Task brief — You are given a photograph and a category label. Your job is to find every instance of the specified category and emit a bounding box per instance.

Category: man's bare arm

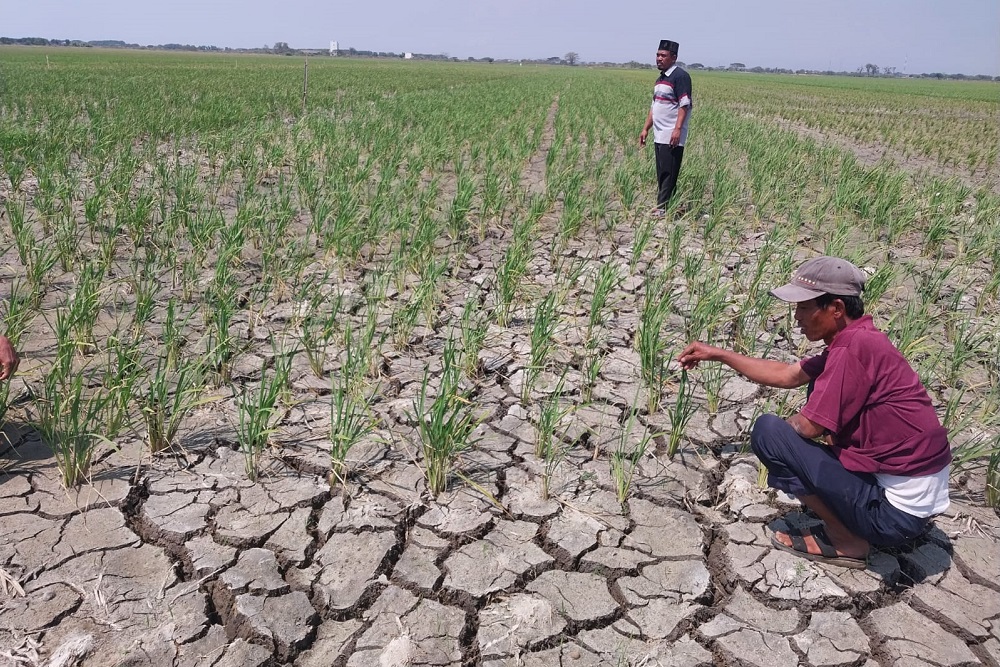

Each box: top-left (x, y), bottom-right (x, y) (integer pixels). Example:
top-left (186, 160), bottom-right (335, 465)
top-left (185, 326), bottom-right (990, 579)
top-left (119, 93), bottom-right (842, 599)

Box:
top-left (678, 341), bottom-right (810, 389)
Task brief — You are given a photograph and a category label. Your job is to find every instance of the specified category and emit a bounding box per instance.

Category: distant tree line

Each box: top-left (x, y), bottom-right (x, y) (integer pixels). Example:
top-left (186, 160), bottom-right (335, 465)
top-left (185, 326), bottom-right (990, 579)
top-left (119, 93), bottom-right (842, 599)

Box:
top-left (854, 62), bottom-right (995, 81)
top-left (1, 36), bottom-right (228, 52)
top-left (2, 37), bottom-right (998, 81)
top-left (683, 60), bottom-right (998, 81)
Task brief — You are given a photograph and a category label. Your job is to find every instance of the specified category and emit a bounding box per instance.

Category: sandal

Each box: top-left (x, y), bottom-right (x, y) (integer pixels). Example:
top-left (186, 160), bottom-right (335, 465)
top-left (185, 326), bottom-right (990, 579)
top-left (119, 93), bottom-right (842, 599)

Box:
top-left (770, 526), bottom-right (868, 570)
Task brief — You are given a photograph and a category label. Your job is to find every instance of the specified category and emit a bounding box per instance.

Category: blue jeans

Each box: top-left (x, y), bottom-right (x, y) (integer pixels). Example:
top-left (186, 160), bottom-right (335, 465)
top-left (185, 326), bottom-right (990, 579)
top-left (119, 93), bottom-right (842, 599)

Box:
top-left (750, 414), bottom-right (929, 547)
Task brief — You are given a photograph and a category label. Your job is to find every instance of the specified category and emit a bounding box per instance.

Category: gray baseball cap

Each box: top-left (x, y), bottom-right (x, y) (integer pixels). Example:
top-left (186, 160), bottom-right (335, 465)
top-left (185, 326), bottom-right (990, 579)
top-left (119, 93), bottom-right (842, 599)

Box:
top-left (770, 256), bottom-right (866, 303)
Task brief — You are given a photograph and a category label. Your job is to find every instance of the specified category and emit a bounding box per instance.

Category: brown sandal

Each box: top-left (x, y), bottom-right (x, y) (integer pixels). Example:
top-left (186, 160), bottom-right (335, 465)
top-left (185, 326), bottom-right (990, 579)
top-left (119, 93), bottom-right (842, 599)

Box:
top-left (770, 526), bottom-right (868, 570)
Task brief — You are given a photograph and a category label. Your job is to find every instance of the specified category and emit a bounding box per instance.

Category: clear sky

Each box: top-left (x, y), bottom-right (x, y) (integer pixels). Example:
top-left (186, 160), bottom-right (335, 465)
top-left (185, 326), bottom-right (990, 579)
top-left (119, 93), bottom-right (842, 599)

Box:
top-left (3, 0), bottom-right (998, 75)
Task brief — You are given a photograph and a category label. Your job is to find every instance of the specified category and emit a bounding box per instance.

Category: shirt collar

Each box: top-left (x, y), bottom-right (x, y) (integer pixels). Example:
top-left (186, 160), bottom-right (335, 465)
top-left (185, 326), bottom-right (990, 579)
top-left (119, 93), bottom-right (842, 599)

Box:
top-left (828, 314), bottom-right (874, 349)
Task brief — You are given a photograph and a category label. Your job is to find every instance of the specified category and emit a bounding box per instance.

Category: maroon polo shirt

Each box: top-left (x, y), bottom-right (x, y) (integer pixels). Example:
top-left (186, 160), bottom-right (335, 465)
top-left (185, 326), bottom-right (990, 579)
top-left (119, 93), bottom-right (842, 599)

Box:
top-left (799, 315), bottom-right (951, 476)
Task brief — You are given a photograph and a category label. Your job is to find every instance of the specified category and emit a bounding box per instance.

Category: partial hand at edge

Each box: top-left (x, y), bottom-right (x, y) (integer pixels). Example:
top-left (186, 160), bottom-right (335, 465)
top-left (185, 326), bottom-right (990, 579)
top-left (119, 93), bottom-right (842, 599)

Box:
top-left (0, 336), bottom-right (19, 381)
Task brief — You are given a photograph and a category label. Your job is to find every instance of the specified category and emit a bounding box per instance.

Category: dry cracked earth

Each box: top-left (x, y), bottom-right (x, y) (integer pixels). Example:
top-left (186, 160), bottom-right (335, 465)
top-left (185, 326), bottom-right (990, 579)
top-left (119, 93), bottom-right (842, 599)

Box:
top-left (2, 78), bottom-right (998, 667)
top-left (1, 375), bottom-right (999, 667)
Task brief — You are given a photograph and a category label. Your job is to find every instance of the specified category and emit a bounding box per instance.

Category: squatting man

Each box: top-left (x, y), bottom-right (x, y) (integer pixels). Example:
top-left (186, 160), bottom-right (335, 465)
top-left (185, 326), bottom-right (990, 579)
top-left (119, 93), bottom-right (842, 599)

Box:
top-left (678, 256), bottom-right (950, 568)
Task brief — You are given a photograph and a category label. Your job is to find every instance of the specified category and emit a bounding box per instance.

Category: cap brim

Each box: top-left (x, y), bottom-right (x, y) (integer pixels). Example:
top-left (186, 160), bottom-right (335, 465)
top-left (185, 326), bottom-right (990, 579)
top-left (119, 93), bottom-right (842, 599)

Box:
top-left (770, 284), bottom-right (825, 303)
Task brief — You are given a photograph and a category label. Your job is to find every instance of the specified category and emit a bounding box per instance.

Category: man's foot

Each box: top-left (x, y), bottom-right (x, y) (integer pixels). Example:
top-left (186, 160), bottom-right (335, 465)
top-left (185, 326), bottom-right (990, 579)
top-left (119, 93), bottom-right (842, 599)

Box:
top-left (649, 207), bottom-right (665, 218)
top-left (770, 525), bottom-right (869, 569)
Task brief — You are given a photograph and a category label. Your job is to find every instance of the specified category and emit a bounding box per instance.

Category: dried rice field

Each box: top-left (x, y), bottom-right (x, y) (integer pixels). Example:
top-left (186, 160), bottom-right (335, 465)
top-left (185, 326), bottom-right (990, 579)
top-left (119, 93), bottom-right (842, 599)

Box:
top-left (1, 49), bottom-right (999, 666)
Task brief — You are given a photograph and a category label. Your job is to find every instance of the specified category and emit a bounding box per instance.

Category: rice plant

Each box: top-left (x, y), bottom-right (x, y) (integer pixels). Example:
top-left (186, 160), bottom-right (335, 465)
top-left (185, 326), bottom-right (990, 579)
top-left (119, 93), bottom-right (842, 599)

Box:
top-left (329, 372), bottom-right (377, 493)
top-left (8, 197), bottom-right (34, 270)
top-left (536, 373), bottom-right (572, 500)
top-left (342, 303), bottom-right (387, 391)
top-left (493, 215), bottom-right (535, 326)
top-left (885, 301), bottom-right (935, 361)
top-left (587, 260), bottom-right (620, 337)
top-left (558, 171), bottom-right (585, 243)
top-left (101, 332), bottom-right (145, 438)
top-left (53, 207), bottom-right (81, 272)
top-left (235, 347), bottom-right (293, 481)
top-left (610, 407), bottom-right (655, 504)
top-left (391, 258), bottom-right (446, 349)
top-left (23, 241), bottom-right (59, 310)
top-left (862, 262), bottom-right (899, 315)
top-left (34, 370), bottom-right (112, 488)
top-left (613, 161), bottom-right (639, 212)
top-left (636, 273), bottom-right (674, 414)
top-left (295, 285), bottom-right (343, 378)
top-left (459, 296), bottom-right (489, 377)
top-left (0, 381), bottom-right (11, 440)
top-left (49, 306), bottom-right (78, 384)
top-left (581, 332), bottom-right (606, 405)
top-left (665, 370), bottom-right (697, 458)
top-left (447, 166), bottom-right (476, 240)
top-left (127, 261), bottom-right (161, 337)
top-left (522, 289), bottom-right (560, 404)
top-left (141, 354), bottom-right (208, 454)
top-left (67, 264), bottom-right (104, 354)
top-left (0, 280), bottom-right (36, 350)
top-left (161, 298), bottom-right (188, 371)
top-left (204, 259), bottom-right (240, 383)
top-left (409, 339), bottom-right (480, 497)
top-left (945, 315), bottom-right (989, 386)
top-left (685, 275), bottom-right (729, 343)
top-left (701, 360), bottom-right (726, 414)
top-left (986, 449), bottom-right (1000, 509)
top-left (630, 216), bottom-right (657, 274)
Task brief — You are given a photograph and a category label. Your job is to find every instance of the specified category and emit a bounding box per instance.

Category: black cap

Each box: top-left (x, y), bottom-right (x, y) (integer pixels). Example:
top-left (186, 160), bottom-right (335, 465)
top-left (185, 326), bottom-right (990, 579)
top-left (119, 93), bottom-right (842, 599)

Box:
top-left (658, 40), bottom-right (679, 54)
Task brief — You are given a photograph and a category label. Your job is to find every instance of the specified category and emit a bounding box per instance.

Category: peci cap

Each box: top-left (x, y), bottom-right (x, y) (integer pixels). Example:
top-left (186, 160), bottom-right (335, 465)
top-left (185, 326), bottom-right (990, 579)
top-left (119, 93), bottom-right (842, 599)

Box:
top-left (658, 39), bottom-right (679, 54)
top-left (770, 256), bottom-right (866, 303)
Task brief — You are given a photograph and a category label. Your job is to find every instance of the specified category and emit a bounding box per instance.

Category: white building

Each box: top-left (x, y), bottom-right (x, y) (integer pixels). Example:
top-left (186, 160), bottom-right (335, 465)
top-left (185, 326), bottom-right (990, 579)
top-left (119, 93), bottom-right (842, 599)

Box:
top-left (329, 41), bottom-right (339, 55)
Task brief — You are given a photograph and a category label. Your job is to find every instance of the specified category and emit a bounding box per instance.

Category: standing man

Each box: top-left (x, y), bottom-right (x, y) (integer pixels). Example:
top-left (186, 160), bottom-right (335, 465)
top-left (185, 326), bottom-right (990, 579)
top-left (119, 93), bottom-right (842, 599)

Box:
top-left (639, 39), bottom-right (692, 217)
top-left (678, 256), bottom-right (950, 568)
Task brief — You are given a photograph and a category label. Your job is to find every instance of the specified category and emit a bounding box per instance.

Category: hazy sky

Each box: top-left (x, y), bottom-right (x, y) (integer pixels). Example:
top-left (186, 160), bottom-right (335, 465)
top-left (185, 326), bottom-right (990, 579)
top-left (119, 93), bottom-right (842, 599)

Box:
top-left (3, 0), bottom-right (999, 75)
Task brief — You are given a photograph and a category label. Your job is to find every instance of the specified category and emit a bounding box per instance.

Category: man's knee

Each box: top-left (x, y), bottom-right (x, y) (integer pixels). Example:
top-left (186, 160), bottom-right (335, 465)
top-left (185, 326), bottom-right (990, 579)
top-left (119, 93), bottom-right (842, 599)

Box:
top-left (750, 413), bottom-right (788, 459)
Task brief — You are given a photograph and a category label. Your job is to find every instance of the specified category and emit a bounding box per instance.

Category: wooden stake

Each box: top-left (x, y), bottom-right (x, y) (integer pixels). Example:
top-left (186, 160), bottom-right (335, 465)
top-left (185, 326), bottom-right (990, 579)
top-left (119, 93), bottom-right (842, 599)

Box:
top-left (302, 59), bottom-right (308, 115)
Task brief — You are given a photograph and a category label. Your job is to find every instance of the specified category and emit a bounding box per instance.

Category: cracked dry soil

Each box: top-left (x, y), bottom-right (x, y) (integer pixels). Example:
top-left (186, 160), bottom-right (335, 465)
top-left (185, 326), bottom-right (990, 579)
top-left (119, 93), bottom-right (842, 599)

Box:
top-left (2, 409), bottom-right (999, 667)
top-left (1, 90), bottom-right (999, 667)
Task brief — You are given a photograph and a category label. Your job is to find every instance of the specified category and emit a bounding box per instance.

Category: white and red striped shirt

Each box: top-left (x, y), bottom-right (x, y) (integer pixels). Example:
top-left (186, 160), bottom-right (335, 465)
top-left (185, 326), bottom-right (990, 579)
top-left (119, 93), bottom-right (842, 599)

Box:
top-left (651, 65), bottom-right (693, 145)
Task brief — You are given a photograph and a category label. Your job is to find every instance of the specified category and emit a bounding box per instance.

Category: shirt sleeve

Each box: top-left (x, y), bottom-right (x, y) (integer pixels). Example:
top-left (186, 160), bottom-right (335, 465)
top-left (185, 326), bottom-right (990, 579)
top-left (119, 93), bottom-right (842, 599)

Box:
top-left (799, 352), bottom-right (826, 379)
top-left (800, 346), bottom-right (873, 434)
top-left (675, 71), bottom-right (692, 108)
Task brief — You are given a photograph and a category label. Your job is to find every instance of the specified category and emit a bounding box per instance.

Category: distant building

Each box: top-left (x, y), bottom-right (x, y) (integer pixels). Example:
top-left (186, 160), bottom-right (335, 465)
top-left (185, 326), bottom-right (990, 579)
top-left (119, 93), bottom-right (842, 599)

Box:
top-left (329, 41), bottom-right (339, 55)
top-left (404, 52), bottom-right (413, 59)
